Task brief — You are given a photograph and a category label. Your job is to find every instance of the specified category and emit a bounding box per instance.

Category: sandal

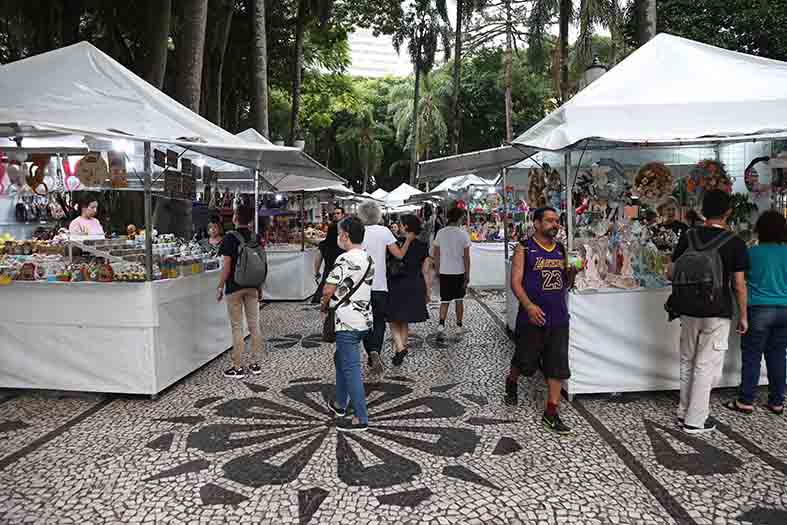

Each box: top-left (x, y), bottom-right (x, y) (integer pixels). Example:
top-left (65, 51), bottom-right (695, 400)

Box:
top-left (723, 400), bottom-right (753, 414)
top-left (764, 404), bottom-right (784, 415)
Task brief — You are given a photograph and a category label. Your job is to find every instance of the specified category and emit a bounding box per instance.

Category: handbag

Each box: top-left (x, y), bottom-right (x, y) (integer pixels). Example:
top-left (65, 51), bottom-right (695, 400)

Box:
top-left (322, 257), bottom-right (372, 343)
top-left (386, 240), bottom-right (406, 279)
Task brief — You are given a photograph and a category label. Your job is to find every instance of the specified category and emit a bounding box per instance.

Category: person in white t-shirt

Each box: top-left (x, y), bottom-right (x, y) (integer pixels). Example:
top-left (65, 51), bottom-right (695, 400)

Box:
top-left (433, 207), bottom-right (472, 337)
top-left (358, 201), bottom-right (413, 374)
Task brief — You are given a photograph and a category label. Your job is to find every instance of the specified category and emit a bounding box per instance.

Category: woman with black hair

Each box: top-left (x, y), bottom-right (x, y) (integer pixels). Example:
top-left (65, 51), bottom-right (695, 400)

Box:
top-left (387, 214), bottom-right (432, 366)
top-left (727, 210), bottom-right (787, 416)
top-left (68, 194), bottom-right (104, 236)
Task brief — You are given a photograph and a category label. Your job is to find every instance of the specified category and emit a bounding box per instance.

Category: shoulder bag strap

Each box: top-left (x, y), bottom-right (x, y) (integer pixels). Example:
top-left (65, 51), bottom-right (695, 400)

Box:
top-left (693, 229), bottom-right (734, 252)
top-left (229, 230), bottom-right (246, 249)
top-left (331, 256), bottom-right (372, 311)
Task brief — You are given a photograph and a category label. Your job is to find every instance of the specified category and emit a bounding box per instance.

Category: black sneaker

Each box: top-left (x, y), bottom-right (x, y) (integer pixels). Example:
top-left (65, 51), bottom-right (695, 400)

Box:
top-left (542, 412), bottom-right (572, 434)
top-left (392, 350), bottom-right (408, 367)
top-left (337, 420), bottom-right (369, 433)
top-left (248, 363), bottom-right (262, 375)
top-left (326, 398), bottom-right (347, 417)
top-left (368, 352), bottom-right (384, 375)
top-left (223, 367), bottom-right (246, 379)
top-left (683, 418), bottom-right (716, 434)
top-left (676, 417), bottom-right (685, 427)
top-left (504, 379), bottom-right (518, 406)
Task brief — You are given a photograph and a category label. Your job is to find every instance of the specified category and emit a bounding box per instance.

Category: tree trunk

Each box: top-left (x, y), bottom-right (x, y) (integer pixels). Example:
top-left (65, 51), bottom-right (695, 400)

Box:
top-left (450, 0), bottom-right (463, 155)
top-left (504, 0), bottom-right (513, 142)
top-left (288, 0), bottom-right (307, 145)
top-left (409, 65), bottom-right (421, 186)
top-left (252, 0), bottom-right (270, 138)
top-left (636, 0), bottom-right (657, 46)
top-left (61, 0), bottom-right (82, 46)
top-left (203, 0), bottom-right (233, 125)
top-left (362, 164), bottom-right (369, 194)
top-left (646, 0), bottom-right (657, 42)
top-left (175, 0), bottom-right (209, 112)
top-left (559, 0), bottom-right (571, 104)
top-left (143, 0), bottom-right (171, 90)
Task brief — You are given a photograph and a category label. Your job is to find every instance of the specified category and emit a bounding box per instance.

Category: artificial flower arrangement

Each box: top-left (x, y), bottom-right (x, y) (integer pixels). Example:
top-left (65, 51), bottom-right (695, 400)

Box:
top-left (634, 162), bottom-right (673, 204)
top-left (688, 159), bottom-right (732, 195)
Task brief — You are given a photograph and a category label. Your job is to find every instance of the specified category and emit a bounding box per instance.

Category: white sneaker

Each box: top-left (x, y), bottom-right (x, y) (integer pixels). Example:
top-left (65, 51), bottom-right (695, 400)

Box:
top-left (436, 324), bottom-right (446, 338)
top-left (456, 325), bottom-right (465, 336)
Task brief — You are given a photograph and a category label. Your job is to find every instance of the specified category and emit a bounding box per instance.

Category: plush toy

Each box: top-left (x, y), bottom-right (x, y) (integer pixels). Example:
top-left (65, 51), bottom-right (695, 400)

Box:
top-left (28, 154), bottom-right (51, 196)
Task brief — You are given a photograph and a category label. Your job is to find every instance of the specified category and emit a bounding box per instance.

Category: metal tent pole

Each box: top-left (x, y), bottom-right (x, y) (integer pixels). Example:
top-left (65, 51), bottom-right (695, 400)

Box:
top-left (564, 151), bottom-right (574, 251)
top-left (254, 168), bottom-right (260, 236)
top-left (502, 168), bottom-right (509, 261)
top-left (144, 141), bottom-right (154, 280)
top-left (300, 190), bottom-right (305, 252)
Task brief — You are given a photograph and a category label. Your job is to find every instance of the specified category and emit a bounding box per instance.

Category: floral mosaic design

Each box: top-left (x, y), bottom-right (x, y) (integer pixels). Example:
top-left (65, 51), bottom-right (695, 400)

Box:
top-left (145, 380), bottom-right (519, 509)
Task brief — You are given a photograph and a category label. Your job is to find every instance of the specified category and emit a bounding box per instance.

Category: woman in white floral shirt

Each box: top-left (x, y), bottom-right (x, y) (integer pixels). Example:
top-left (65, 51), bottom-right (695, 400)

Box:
top-left (321, 216), bottom-right (374, 432)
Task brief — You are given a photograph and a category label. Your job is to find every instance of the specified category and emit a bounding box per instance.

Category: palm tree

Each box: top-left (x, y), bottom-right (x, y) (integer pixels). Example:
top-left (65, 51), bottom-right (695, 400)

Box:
top-left (251, 0), bottom-right (269, 137)
top-left (388, 76), bottom-right (450, 167)
top-left (175, 0), bottom-right (209, 112)
top-left (392, 0), bottom-right (452, 185)
top-left (288, 0), bottom-right (336, 145)
top-left (450, 0), bottom-right (489, 153)
top-left (337, 110), bottom-right (390, 193)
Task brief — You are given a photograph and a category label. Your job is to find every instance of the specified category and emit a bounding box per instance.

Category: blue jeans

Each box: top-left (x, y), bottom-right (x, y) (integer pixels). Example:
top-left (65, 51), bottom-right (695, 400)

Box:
top-left (334, 330), bottom-right (369, 423)
top-left (739, 306), bottom-right (787, 406)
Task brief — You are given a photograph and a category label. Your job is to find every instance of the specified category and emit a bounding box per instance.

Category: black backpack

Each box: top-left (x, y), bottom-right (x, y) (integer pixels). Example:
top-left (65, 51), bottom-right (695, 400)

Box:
top-left (668, 229), bottom-right (734, 318)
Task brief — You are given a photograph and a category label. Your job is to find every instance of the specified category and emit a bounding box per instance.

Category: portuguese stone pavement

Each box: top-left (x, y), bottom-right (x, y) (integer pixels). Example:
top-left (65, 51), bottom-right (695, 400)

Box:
top-left (0, 291), bottom-right (785, 524)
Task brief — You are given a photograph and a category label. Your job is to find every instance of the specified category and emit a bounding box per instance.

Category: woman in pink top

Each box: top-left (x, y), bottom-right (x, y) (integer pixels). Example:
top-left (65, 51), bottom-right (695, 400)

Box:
top-left (68, 197), bottom-right (105, 236)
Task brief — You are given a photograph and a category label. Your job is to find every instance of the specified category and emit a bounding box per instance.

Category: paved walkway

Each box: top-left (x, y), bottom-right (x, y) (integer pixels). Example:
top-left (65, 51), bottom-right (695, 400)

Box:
top-left (0, 291), bottom-right (785, 525)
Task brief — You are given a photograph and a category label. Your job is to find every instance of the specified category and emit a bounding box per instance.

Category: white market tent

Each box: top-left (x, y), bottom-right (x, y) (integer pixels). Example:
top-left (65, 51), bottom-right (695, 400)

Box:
top-left (417, 145), bottom-right (536, 183)
top-left (503, 33), bottom-right (787, 398)
top-left (370, 188), bottom-right (389, 200)
top-left (513, 33), bottom-right (787, 151)
top-left (383, 183), bottom-right (422, 208)
top-left (432, 174), bottom-right (496, 192)
top-left (0, 42), bottom-right (342, 186)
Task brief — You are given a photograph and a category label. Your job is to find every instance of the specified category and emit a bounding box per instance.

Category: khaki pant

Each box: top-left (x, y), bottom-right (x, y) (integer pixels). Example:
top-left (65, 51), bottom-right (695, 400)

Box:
top-left (678, 316), bottom-right (730, 427)
top-left (226, 288), bottom-right (262, 368)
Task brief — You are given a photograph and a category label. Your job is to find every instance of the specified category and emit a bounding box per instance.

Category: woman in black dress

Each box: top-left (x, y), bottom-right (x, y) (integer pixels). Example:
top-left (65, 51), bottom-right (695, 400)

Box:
top-left (387, 215), bottom-right (432, 366)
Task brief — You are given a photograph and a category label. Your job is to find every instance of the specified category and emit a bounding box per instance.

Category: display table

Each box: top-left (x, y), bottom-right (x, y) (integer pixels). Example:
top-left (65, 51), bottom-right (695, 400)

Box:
top-left (504, 262), bottom-right (767, 396)
top-left (0, 270), bottom-right (235, 395)
top-left (263, 247), bottom-right (319, 301)
top-left (469, 242), bottom-right (506, 288)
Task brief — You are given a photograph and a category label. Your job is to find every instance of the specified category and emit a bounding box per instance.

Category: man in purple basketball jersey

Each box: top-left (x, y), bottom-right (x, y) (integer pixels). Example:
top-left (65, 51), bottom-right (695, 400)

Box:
top-left (505, 207), bottom-right (574, 434)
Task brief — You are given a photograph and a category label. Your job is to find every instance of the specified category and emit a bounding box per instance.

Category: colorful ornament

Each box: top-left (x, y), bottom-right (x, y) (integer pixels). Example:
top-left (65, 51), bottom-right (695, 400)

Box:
top-left (634, 162), bottom-right (673, 205)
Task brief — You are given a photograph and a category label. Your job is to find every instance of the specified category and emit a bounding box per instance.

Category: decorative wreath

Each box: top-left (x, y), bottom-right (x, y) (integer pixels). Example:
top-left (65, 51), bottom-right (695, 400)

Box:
top-left (688, 159), bottom-right (732, 195)
top-left (635, 162), bottom-right (673, 205)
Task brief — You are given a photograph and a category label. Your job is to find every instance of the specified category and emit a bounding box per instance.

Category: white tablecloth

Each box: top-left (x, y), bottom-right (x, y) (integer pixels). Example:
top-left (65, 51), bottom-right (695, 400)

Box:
top-left (504, 262), bottom-right (767, 395)
top-left (469, 242), bottom-right (506, 289)
top-left (263, 248), bottom-right (319, 301)
top-left (0, 271), bottom-right (234, 395)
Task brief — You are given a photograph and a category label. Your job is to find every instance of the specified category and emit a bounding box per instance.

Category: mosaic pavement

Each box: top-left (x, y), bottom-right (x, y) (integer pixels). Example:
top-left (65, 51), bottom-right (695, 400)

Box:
top-left (0, 291), bottom-right (785, 524)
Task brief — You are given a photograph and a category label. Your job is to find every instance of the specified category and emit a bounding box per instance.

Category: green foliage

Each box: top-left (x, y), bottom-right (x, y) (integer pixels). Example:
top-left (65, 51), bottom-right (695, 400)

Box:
top-left (625, 0), bottom-right (787, 61)
top-left (388, 73), bottom-right (451, 160)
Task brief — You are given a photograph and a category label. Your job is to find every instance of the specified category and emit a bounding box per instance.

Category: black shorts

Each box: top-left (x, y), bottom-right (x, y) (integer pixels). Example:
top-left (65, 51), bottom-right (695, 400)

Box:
top-left (512, 320), bottom-right (570, 380)
top-left (440, 274), bottom-right (466, 302)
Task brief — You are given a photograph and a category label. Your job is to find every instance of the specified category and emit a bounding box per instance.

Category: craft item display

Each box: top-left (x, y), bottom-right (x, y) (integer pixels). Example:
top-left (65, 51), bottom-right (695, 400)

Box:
top-left (688, 159), bottom-right (732, 196)
top-left (634, 162), bottom-right (673, 204)
top-left (27, 154), bottom-right (51, 196)
top-left (76, 152), bottom-right (109, 187)
top-left (527, 168), bottom-right (547, 209)
top-left (108, 151), bottom-right (128, 188)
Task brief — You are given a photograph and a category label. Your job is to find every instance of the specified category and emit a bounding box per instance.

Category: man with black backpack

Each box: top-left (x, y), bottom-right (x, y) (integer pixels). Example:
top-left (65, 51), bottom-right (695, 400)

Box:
top-left (217, 205), bottom-right (268, 379)
top-left (668, 190), bottom-right (749, 434)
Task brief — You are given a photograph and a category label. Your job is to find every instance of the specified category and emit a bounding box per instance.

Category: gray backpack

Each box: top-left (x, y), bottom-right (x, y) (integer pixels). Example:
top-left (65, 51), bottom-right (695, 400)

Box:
top-left (230, 231), bottom-right (268, 287)
top-left (669, 229), bottom-right (734, 318)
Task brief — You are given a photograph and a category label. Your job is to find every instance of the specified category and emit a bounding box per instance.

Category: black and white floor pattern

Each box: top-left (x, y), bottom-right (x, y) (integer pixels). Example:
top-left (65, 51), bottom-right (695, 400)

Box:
top-left (0, 292), bottom-right (785, 524)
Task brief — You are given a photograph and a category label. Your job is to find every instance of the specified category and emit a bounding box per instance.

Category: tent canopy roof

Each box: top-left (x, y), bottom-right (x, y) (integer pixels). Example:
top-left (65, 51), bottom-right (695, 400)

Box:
top-left (432, 174), bottom-right (495, 192)
top-left (370, 188), bottom-right (389, 200)
top-left (514, 34), bottom-right (787, 151)
top-left (384, 183), bottom-right (422, 207)
top-left (417, 145), bottom-right (535, 182)
top-left (0, 42), bottom-right (342, 184)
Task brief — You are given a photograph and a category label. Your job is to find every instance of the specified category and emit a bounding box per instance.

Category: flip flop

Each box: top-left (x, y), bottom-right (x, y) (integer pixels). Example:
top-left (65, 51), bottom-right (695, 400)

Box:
top-left (723, 400), bottom-right (753, 414)
top-left (764, 404), bottom-right (784, 415)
